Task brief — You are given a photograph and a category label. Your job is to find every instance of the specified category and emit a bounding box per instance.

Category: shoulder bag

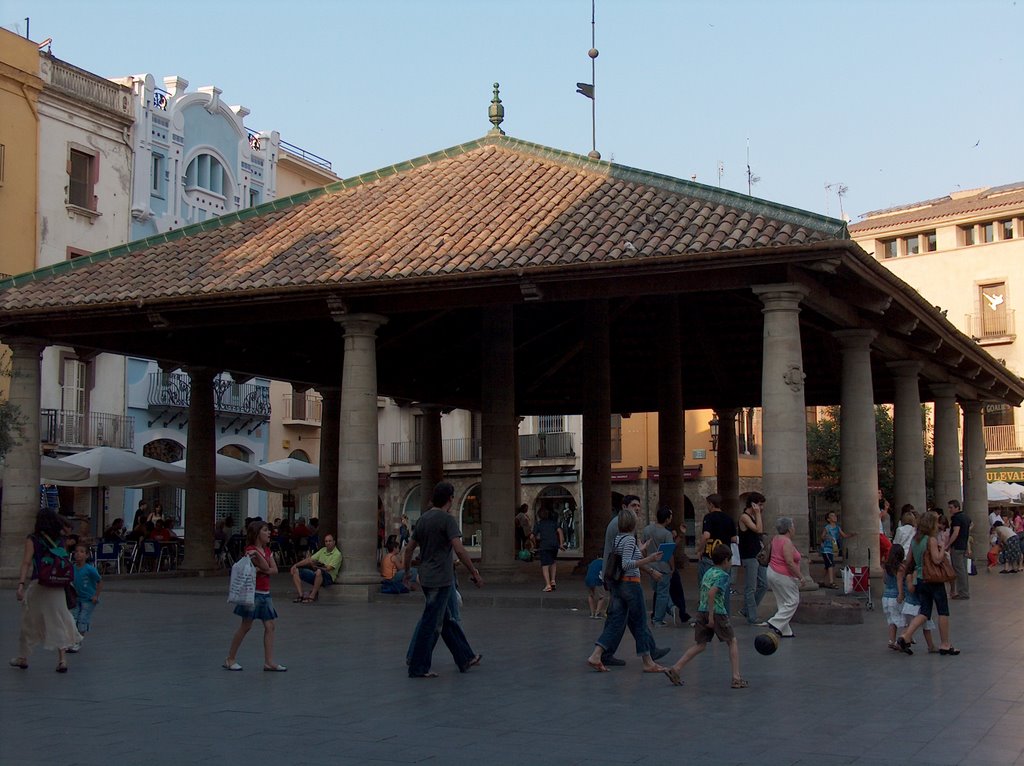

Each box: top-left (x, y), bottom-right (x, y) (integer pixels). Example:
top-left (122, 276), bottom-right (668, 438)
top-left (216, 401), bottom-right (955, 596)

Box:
top-left (756, 536), bottom-right (772, 567)
top-left (922, 542), bottom-right (956, 584)
top-left (37, 534), bottom-right (74, 588)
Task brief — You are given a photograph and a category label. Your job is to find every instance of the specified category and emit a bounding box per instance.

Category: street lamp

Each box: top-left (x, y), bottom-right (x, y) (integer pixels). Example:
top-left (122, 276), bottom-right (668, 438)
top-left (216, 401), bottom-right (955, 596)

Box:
top-left (708, 414), bottom-right (720, 452)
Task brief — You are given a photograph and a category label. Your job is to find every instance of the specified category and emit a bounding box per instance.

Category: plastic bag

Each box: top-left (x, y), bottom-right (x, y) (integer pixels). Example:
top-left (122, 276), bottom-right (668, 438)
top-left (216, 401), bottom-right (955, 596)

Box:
top-left (227, 555), bottom-right (255, 607)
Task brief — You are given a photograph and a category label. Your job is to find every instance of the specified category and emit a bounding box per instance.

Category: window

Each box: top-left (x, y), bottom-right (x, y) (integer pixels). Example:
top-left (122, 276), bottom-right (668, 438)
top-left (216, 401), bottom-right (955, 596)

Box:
top-left (1002, 220), bottom-right (1015, 240)
top-left (982, 222), bottom-right (995, 243)
top-left (960, 225), bottom-right (976, 246)
top-left (924, 231), bottom-right (937, 252)
top-left (248, 188), bottom-right (261, 207)
top-left (185, 153), bottom-right (226, 195)
top-left (881, 238), bottom-right (898, 259)
top-left (539, 415), bottom-right (565, 433)
top-left (68, 148), bottom-right (96, 209)
top-left (610, 414), bottom-right (622, 462)
top-left (902, 234), bottom-right (920, 255)
top-left (66, 247), bottom-right (90, 260)
top-left (151, 154), bottom-right (165, 197)
top-left (978, 281), bottom-right (1009, 337)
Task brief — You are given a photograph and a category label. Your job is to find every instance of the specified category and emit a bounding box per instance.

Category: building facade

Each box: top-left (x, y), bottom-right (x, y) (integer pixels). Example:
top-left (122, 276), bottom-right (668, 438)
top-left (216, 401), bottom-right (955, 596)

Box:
top-left (850, 183), bottom-right (1024, 481)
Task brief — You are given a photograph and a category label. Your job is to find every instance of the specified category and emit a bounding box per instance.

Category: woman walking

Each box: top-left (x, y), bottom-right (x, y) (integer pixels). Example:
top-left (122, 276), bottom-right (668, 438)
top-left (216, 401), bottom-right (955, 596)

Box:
top-left (896, 510), bottom-right (959, 655)
top-left (9, 510), bottom-right (82, 673)
top-left (766, 517), bottom-right (805, 639)
top-left (737, 492), bottom-right (768, 624)
top-left (532, 507), bottom-right (565, 591)
top-left (224, 521), bottom-right (286, 671)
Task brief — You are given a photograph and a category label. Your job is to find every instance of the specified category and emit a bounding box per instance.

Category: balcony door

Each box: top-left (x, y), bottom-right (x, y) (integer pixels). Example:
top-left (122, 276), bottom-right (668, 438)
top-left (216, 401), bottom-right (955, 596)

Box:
top-left (61, 358), bottom-right (86, 444)
top-left (979, 281), bottom-right (1008, 337)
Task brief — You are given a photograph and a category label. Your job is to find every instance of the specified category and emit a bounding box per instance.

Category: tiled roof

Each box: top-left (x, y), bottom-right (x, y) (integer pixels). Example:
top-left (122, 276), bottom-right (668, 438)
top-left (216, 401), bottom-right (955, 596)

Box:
top-left (850, 182), bottom-right (1024, 233)
top-left (0, 135), bottom-right (848, 313)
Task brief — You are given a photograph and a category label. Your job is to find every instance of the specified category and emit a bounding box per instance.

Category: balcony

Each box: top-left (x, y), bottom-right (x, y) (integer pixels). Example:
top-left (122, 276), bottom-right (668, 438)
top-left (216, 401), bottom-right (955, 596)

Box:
top-left (984, 425), bottom-right (1024, 456)
top-left (147, 373), bottom-right (270, 420)
top-left (388, 432), bottom-right (576, 467)
top-left (41, 409), bottom-right (134, 450)
top-left (282, 393), bottom-right (322, 426)
top-left (967, 309), bottom-right (1015, 345)
top-left (520, 431), bottom-right (575, 460)
top-left (42, 55), bottom-right (132, 120)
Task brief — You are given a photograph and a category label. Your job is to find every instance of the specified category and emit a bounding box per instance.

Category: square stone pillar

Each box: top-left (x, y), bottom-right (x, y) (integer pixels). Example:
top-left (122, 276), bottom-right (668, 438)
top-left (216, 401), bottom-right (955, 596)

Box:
top-left (183, 366), bottom-right (217, 572)
top-left (335, 313), bottom-right (387, 584)
top-left (752, 285), bottom-right (811, 571)
top-left (888, 361), bottom-right (927, 516)
top-left (835, 330), bottom-right (880, 571)
top-left (961, 400), bottom-right (988, 548)
top-left (0, 341), bottom-right (43, 579)
top-left (930, 384), bottom-right (962, 507)
top-left (479, 306), bottom-right (518, 578)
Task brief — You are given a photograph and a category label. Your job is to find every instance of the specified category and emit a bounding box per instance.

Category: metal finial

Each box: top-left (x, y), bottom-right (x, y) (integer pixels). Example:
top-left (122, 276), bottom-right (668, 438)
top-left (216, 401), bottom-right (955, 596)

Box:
top-left (488, 82), bottom-right (505, 136)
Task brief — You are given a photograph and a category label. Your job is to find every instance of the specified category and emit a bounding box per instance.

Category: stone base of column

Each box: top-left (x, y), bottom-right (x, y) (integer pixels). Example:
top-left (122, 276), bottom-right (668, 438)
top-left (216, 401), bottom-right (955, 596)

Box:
top-left (321, 582), bottom-right (379, 603)
top-left (477, 561), bottom-right (521, 583)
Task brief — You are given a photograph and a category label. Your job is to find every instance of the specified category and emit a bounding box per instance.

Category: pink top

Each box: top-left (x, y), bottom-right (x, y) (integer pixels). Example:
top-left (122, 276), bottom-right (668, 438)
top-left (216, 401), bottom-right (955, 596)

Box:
top-left (769, 535), bottom-right (801, 578)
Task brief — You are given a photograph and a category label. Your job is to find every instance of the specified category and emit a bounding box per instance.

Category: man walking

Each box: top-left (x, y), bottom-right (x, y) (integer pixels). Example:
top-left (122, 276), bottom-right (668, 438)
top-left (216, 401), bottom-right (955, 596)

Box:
top-left (700, 494), bottom-right (738, 611)
top-left (600, 495), bottom-right (670, 666)
top-left (404, 481), bottom-right (483, 678)
top-left (947, 499), bottom-right (972, 599)
top-left (642, 506), bottom-right (674, 626)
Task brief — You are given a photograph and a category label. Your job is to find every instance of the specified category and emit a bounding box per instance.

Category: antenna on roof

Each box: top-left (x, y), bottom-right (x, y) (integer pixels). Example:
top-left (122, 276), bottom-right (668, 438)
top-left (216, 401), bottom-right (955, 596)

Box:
top-left (825, 181), bottom-right (849, 219)
top-left (746, 139), bottom-right (760, 195)
top-left (575, 0), bottom-right (600, 160)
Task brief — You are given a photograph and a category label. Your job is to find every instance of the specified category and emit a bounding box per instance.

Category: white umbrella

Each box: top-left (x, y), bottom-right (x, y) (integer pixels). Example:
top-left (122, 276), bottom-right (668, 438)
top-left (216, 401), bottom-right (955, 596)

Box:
top-left (50, 446), bottom-right (185, 488)
top-left (172, 454), bottom-right (296, 492)
top-left (41, 455), bottom-right (91, 482)
top-left (258, 458), bottom-right (320, 490)
top-left (987, 481), bottom-right (1016, 503)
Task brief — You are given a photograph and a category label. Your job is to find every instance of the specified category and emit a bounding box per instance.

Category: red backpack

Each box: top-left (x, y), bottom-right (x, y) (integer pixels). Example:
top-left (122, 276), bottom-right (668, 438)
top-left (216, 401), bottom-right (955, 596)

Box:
top-left (36, 533), bottom-right (74, 588)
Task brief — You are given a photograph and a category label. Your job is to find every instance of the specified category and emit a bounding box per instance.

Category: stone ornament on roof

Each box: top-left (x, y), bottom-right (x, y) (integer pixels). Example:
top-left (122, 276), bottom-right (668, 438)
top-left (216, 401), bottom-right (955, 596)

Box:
top-left (488, 83), bottom-right (505, 136)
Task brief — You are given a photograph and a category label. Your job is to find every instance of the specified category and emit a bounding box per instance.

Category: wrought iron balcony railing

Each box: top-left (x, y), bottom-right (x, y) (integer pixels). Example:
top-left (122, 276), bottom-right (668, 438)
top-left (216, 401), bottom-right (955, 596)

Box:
top-left (520, 431), bottom-right (575, 459)
top-left (147, 373), bottom-right (271, 419)
top-left (41, 409), bottom-right (135, 449)
top-left (282, 393), bottom-right (322, 424)
top-left (389, 433), bottom-right (577, 466)
top-left (967, 309), bottom-right (1015, 341)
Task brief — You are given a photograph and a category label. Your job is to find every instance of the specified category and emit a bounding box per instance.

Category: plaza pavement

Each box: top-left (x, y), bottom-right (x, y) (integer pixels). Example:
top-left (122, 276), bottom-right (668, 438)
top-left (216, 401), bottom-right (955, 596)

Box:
top-left (2, 563), bottom-right (1023, 766)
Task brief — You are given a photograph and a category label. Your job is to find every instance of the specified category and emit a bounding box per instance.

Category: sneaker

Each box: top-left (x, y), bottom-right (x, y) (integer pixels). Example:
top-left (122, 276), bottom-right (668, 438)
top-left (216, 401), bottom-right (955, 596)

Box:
top-left (652, 621), bottom-right (669, 627)
top-left (651, 646), bottom-right (671, 661)
top-left (601, 654), bottom-right (626, 666)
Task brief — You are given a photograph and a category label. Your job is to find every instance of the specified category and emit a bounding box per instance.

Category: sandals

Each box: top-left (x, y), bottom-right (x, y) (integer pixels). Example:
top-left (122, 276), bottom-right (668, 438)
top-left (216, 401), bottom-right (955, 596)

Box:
top-left (301, 596), bottom-right (314, 604)
top-left (222, 660), bottom-right (243, 671)
top-left (542, 586), bottom-right (553, 592)
top-left (55, 661), bottom-right (68, 673)
top-left (731, 677), bottom-right (749, 689)
top-left (896, 637), bottom-right (913, 655)
top-left (9, 657), bottom-right (28, 669)
top-left (586, 659), bottom-right (609, 672)
top-left (263, 664), bottom-right (288, 672)
top-left (292, 596), bottom-right (305, 603)
top-left (664, 667), bottom-right (683, 686)
top-left (939, 647), bottom-right (961, 656)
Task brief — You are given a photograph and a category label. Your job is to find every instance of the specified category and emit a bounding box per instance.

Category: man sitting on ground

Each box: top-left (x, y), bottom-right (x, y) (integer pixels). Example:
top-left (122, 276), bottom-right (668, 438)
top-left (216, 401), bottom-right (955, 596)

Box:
top-left (289, 533), bottom-right (342, 603)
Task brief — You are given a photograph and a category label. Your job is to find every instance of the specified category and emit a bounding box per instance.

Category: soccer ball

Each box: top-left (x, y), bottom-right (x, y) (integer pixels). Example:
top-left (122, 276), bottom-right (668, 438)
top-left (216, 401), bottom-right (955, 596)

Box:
top-left (754, 631), bottom-right (779, 656)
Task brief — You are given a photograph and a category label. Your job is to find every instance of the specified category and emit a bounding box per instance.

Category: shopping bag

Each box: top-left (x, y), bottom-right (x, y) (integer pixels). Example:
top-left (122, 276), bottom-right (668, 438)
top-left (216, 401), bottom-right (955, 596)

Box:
top-left (730, 542), bottom-right (741, 567)
top-left (227, 555), bottom-right (256, 607)
top-left (842, 567), bottom-right (853, 594)
top-left (966, 557), bottom-right (977, 576)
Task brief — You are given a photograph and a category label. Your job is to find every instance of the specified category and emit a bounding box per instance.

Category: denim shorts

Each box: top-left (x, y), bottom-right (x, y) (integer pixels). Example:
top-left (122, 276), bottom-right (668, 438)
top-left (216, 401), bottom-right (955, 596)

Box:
top-left (233, 592), bottom-right (278, 622)
top-left (915, 581), bottom-right (949, 619)
top-left (299, 568), bottom-right (333, 587)
top-left (821, 552), bottom-right (835, 570)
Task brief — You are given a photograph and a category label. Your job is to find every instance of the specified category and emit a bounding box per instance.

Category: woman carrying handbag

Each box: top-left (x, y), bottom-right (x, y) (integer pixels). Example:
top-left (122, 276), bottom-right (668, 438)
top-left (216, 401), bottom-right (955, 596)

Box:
top-left (895, 510), bottom-right (959, 656)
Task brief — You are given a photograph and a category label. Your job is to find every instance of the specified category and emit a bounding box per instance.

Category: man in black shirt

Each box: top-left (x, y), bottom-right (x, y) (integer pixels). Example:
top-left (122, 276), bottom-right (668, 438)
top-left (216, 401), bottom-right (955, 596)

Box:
top-left (700, 494), bottom-right (738, 610)
top-left (947, 499), bottom-right (972, 599)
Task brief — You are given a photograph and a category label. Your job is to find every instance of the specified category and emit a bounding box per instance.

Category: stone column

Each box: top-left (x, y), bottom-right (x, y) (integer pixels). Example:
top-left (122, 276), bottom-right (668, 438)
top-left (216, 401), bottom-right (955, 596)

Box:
top-left (961, 400), bottom-right (988, 548)
top-left (931, 384), bottom-right (962, 507)
top-left (335, 313), bottom-right (387, 585)
top-left (835, 330), bottom-right (880, 571)
top-left (888, 362), bottom-right (927, 516)
top-left (0, 341), bottom-right (43, 579)
top-left (715, 408), bottom-right (740, 518)
top-left (479, 307), bottom-right (517, 579)
top-left (183, 367), bottom-right (216, 572)
top-left (657, 299), bottom-right (685, 522)
top-left (752, 285), bottom-right (814, 586)
top-left (582, 299), bottom-right (612, 561)
top-left (317, 386), bottom-right (341, 537)
top-left (418, 404), bottom-right (444, 513)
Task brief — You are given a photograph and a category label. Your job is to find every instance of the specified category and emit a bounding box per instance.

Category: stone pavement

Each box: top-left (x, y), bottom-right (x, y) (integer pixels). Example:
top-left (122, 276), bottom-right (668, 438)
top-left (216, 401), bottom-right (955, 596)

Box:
top-left (2, 565), bottom-right (1023, 766)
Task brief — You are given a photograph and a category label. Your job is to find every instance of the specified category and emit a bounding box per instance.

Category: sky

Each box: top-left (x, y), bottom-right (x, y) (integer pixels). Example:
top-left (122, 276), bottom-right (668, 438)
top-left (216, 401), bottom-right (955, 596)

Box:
top-left (4, 0), bottom-right (1021, 221)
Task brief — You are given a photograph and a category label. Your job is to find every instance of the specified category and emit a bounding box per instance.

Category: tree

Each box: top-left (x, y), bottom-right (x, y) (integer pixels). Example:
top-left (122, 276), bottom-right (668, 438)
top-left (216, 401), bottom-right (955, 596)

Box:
top-left (0, 350), bottom-right (24, 461)
top-left (806, 405), bottom-right (896, 503)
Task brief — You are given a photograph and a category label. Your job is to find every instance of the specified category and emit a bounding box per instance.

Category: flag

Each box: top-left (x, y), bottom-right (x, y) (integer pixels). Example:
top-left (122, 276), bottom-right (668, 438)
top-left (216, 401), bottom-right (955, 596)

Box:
top-left (576, 82), bottom-right (594, 99)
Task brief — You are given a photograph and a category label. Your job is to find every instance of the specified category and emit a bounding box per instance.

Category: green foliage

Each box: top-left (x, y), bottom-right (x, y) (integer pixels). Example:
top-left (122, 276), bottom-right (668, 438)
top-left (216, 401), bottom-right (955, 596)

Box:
top-left (806, 405), bottom-right (899, 504)
top-left (0, 349), bottom-right (24, 460)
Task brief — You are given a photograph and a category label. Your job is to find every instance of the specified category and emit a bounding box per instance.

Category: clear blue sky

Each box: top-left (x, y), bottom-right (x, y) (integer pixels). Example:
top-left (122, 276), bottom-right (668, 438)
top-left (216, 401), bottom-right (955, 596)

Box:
top-left (5, 0), bottom-right (1021, 220)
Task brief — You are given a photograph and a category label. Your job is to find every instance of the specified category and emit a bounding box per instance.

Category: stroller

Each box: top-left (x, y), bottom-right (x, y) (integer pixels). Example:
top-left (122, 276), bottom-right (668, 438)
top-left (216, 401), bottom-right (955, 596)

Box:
top-left (841, 548), bottom-right (873, 610)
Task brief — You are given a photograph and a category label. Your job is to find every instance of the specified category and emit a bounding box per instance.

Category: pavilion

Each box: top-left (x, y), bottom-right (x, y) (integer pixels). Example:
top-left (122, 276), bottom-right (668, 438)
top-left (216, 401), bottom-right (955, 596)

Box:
top-left (2, 100), bottom-right (1020, 587)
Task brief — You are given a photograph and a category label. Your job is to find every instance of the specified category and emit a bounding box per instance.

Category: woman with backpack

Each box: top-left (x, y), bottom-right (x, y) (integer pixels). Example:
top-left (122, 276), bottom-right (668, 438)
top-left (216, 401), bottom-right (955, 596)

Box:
top-left (9, 509), bottom-right (82, 673)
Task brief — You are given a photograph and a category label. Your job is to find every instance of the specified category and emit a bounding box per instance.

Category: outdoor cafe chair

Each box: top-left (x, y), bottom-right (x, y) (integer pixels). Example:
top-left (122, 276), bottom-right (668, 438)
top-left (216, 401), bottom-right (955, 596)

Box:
top-left (94, 541), bottom-right (121, 574)
top-left (139, 540), bottom-right (172, 572)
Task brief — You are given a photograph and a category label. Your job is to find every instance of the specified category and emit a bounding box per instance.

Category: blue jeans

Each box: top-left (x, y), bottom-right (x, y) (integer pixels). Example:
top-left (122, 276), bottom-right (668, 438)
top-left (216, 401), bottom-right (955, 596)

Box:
top-left (72, 599), bottom-right (97, 634)
top-left (595, 581), bottom-right (655, 657)
top-left (407, 584), bottom-right (474, 676)
top-left (739, 557), bottom-right (767, 623)
top-left (650, 572), bottom-right (671, 623)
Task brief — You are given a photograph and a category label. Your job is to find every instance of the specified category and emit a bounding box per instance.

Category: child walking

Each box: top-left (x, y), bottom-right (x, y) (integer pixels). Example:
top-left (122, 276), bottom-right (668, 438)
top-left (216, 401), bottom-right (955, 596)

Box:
top-left (881, 544), bottom-right (904, 650)
top-left (584, 557), bottom-right (607, 619)
top-left (224, 521), bottom-right (286, 672)
top-left (67, 544), bottom-right (103, 653)
top-left (820, 512), bottom-right (856, 589)
top-left (664, 543), bottom-right (746, 689)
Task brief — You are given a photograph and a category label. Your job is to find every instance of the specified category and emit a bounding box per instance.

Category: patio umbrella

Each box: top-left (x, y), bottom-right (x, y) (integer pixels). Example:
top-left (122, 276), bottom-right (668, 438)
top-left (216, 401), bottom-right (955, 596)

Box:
top-left (987, 481), bottom-right (1016, 503)
top-left (0, 455), bottom-right (91, 486)
top-left (49, 446), bottom-right (186, 488)
top-left (258, 458), bottom-right (320, 490)
top-left (172, 454), bottom-right (297, 492)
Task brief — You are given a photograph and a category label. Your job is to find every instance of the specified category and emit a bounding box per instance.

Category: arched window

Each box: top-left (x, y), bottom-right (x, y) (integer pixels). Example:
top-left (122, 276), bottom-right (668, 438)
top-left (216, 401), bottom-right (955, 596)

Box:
top-left (461, 484), bottom-right (482, 546)
top-left (142, 439), bottom-right (184, 526)
top-left (185, 152), bottom-right (227, 196)
top-left (535, 484), bottom-right (579, 550)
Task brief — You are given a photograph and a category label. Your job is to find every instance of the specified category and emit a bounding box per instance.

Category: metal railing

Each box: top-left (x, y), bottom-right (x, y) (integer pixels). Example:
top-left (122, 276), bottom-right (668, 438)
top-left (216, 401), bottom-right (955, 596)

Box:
top-left (985, 425), bottom-right (1024, 453)
top-left (967, 309), bottom-right (1015, 340)
top-left (147, 373), bottom-right (271, 418)
top-left (40, 409), bottom-right (135, 449)
top-left (282, 393), bottom-right (322, 424)
top-left (279, 139), bottom-right (332, 171)
top-left (520, 431), bottom-right (575, 459)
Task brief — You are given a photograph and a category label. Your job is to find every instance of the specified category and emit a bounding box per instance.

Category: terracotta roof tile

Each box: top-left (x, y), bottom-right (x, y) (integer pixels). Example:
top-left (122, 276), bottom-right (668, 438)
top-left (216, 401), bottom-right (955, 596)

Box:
top-left (0, 136), bottom-right (847, 312)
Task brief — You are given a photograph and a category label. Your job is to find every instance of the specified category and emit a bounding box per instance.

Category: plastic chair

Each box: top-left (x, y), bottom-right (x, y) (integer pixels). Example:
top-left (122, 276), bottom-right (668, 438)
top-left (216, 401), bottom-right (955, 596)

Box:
top-left (95, 542), bottom-right (121, 574)
top-left (140, 540), bottom-right (172, 572)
